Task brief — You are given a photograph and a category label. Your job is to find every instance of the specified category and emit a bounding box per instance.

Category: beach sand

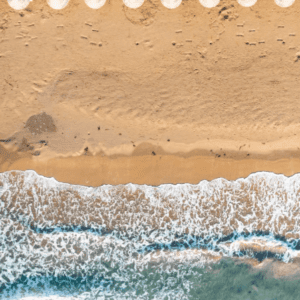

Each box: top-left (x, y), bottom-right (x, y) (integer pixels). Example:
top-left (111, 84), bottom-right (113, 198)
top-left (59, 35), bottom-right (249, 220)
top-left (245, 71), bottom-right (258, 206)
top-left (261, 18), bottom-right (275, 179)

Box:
top-left (1, 0), bottom-right (300, 185)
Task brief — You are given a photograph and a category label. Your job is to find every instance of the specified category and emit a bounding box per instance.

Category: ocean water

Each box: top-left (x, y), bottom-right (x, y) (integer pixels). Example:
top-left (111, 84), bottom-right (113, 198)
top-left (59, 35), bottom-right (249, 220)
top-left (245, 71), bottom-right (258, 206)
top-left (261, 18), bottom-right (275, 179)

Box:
top-left (1, 170), bottom-right (300, 299)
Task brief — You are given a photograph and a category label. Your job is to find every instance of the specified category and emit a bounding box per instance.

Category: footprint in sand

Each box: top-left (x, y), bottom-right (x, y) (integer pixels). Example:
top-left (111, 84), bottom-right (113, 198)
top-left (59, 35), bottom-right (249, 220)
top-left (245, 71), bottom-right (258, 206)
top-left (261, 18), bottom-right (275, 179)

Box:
top-left (294, 52), bottom-right (300, 62)
top-left (143, 40), bottom-right (154, 50)
top-left (259, 51), bottom-right (267, 58)
top-left (277, 38), bottom-right (285, 44)
top-left (197, 47), bottom-right (207, 58)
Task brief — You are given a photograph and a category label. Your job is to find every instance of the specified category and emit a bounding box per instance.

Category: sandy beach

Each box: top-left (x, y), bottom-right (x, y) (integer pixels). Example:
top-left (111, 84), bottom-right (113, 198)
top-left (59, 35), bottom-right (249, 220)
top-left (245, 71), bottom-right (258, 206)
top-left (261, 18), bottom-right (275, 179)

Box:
top-left (1, 0), bottom-right (300, 185)
top-left (2, 1), bottom-right (300, 298)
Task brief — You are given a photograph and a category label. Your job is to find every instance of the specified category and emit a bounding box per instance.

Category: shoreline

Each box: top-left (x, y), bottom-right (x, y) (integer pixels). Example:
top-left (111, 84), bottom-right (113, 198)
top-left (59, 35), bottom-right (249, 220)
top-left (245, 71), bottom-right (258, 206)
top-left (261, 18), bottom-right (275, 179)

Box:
top-left (2, 143), bottom-right (300, 186)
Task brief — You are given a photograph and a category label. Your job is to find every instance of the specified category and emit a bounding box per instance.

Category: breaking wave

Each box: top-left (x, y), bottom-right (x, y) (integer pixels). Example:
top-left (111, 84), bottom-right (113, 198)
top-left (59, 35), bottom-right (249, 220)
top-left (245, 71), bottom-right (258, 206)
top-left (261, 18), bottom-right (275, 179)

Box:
top-left (1, 170), bottom-right (300, 299)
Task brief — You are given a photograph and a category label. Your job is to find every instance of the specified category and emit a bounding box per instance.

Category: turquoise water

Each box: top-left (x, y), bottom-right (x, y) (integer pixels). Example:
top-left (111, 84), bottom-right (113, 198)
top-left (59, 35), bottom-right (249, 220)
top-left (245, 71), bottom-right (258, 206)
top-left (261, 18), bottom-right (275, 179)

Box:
top-left (2, 257), bottom-right (300, 299)
top-left (1, 170), bottom-right (300, 299)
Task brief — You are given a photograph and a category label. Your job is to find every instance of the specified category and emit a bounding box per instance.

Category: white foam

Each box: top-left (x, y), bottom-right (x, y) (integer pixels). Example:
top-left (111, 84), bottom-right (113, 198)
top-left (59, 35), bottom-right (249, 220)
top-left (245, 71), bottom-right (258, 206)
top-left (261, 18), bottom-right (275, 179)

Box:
top-left (2, 170), bottom-right (300, 299)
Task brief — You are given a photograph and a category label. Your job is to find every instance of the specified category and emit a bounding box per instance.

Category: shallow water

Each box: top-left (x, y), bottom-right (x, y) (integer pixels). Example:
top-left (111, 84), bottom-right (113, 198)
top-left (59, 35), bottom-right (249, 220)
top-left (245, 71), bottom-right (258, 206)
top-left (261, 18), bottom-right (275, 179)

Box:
top-left (1, 170), bottom-right (300, 299)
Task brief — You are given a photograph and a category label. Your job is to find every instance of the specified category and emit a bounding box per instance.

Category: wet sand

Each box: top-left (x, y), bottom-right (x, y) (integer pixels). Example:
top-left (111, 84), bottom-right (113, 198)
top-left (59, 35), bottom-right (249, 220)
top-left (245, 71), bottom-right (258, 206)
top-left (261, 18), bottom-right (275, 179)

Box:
top-left (2, 146), bottom-right (300, 185)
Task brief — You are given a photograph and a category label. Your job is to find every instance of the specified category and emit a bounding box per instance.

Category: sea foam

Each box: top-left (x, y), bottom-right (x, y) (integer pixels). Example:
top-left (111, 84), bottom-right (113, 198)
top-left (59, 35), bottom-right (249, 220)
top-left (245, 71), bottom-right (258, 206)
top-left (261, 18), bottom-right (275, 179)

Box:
top-left (1, 170), bottom-right (300, 299)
